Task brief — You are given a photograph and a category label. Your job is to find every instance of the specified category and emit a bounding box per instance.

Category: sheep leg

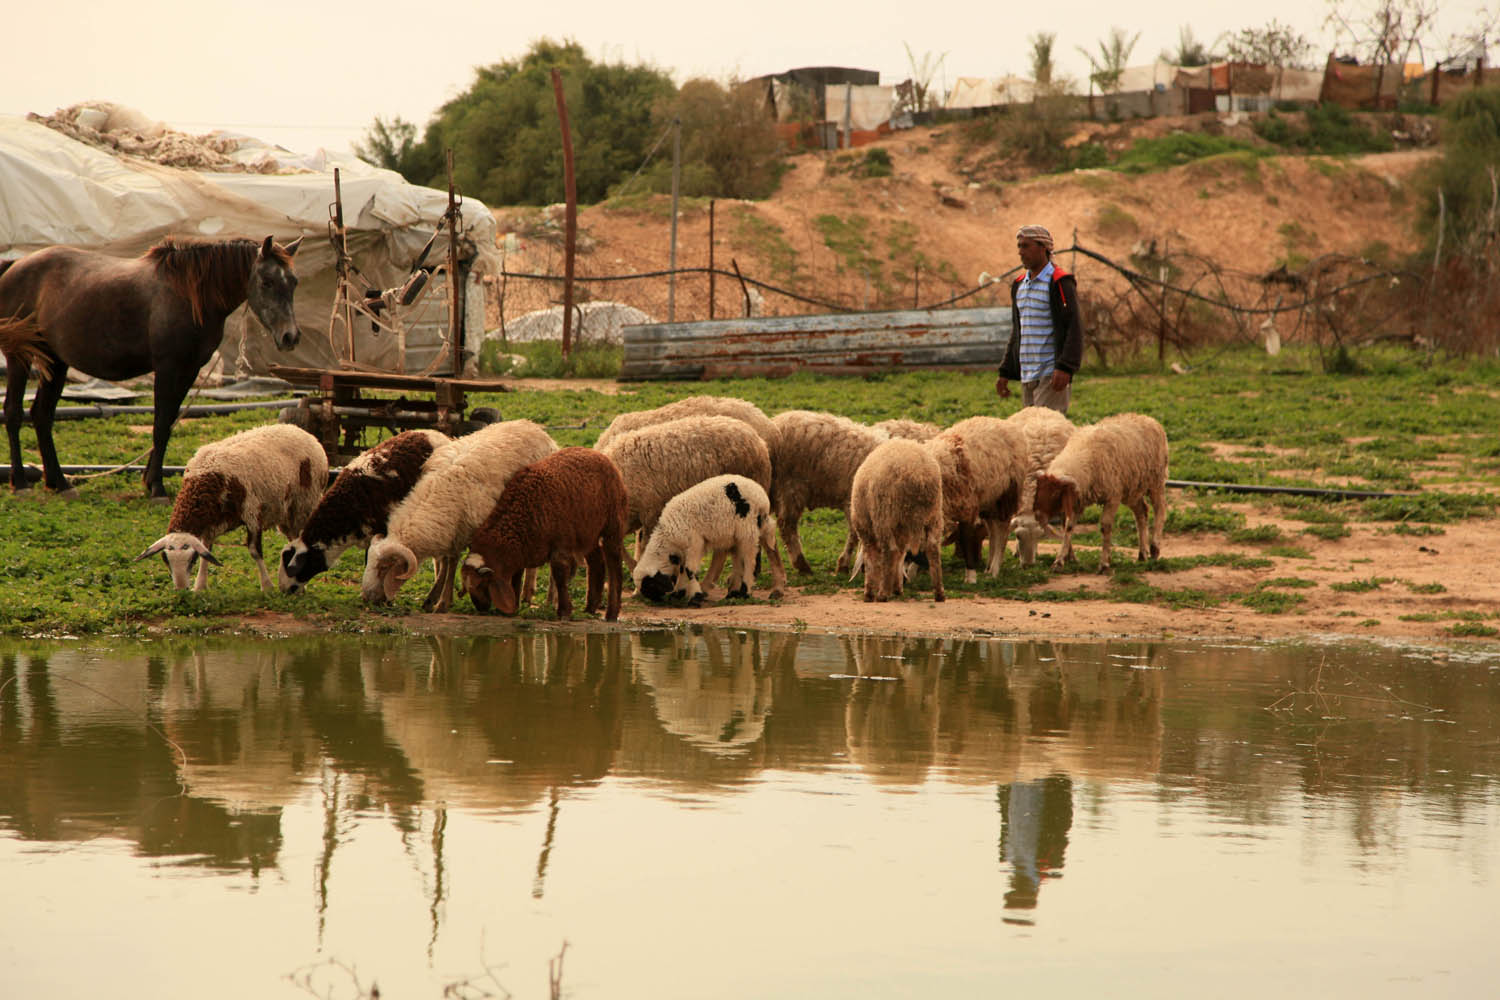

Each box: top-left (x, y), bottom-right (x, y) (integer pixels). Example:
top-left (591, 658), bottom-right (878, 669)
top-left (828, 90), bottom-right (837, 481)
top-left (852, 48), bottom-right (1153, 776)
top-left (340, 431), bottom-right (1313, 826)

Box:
top-left (986, 517), bottom-right (1010, 575)
top-left (834, 523), bottom-right (860, 577)
top-left (584, 544), bottom-right (605, 615)
top-left (551, 557), bottom-right (575, 620)
top-left (1051, 517), bottom-right (1075, 570)
top-left (704, 549), bottom-right (728, 587)
top-left (520, 566), bottom-right (538, 607)
top-left (602, 533), bottom-right (625, 622)
top-left (1097, 501), bottom-right (1119, 573)
top-left (423, 555), bottom-right (457, 613)
top-left (725, 534), bottom-right (756, 599)
top-left (925, 529), bottom-right (945, 602)
top-left (884, 547), bottom-right (904, 601)
top-left (1129, 497), bottom-right (1152, 562)
top-left (1149, 481), bottom-right (1166, 559)
top-left (861, 538), bottom-right (879, 602)
top-left (246, 527), bottom-right (273, 592)
top-left (779, 509), bottom-right (814, 575)
top-left (760, 519), bottom-right (787, 600)
top-left (194, 547), bottom-right (213, 592)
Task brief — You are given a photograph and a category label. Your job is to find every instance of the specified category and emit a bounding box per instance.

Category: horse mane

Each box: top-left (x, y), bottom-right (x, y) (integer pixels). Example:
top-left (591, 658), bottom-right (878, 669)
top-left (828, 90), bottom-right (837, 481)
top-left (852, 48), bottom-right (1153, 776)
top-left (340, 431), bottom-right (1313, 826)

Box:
top-left (145, 238), bottom-right (292, 325)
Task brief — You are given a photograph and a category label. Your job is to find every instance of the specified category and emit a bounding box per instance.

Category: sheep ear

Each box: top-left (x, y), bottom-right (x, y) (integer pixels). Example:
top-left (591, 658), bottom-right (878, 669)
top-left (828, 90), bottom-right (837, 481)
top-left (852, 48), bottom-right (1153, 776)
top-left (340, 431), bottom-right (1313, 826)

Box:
top-left (135, 537), bottom-right (169, 562)
top-left (189, 538), bottom-right (221, 565)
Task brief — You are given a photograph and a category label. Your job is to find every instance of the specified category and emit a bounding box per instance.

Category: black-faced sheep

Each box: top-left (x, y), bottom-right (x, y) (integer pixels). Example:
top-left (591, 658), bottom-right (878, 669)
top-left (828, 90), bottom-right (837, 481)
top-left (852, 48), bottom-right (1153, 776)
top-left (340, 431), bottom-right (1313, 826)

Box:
top-left (277, 428), bottom-right (449, 593)
top-left (1003, 406), bottom-right (1076, 567)
top-left (137, 424), bottom-right (328, 591)
top-left (940, 416), bottom-right (1032, 580)
top-left (633, 475), bottom-right (787, 606)
top-left (363, 419), bottom-right (558, 610)
top-left (849, 438), bottom-right (946, 603)
top-left (598, 415), bottom-right (773, 553)
top-left (768, 409), bottom-right (888, 576)
top-left (1033, 412), bottom-right (1168, 572)
top-left (593, 395), bottom-right (779, 456)
top-left (460, 447), bottom-right (628, 621)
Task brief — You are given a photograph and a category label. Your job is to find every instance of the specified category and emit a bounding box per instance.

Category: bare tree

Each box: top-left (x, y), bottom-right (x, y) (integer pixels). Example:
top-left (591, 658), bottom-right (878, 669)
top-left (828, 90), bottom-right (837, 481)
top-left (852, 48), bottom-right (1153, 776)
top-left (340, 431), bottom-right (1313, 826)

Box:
top-left (1325, 0), bottom-right (1441, 105)
top-left (1076, 26), bottom-right (1142, 94)
top-left (1223, 19), bottom-right (1317, 94)
top-left (902, 43), bottom-right (948, 114)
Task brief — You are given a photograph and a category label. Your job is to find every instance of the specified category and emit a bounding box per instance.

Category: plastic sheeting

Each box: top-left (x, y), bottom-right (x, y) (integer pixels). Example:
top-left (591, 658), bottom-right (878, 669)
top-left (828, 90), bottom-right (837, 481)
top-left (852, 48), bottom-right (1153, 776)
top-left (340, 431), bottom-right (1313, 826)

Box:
top-left (0, 113), bottom-right (499, 378)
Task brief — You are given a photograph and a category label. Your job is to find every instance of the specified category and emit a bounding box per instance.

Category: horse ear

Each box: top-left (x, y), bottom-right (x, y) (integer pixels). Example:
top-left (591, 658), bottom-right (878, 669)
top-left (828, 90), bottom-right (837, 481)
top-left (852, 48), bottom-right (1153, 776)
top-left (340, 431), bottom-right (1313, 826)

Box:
top-left (283, 236), bottom-right (302, 257)
top-left (261, 236), bottom-right (275, 257)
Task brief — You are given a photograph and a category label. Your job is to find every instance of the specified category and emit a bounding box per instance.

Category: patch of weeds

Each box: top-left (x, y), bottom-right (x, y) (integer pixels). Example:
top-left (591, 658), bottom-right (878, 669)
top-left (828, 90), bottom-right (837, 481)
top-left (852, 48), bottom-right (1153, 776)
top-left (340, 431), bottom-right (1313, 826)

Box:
top-left (1361, 492), bottom-right (1496, 524)
top-left (1167, 503), bottom-right (1245, 534)
top-left (1398, 613), bottom-right (1442, 622)
top-left (1229, 524), bottom-right (1282, 543)
top-left (1357, 619), bottom-right (1381, 627)
top-left (1109, 580), bottom-right (1219, 609)
top-left (1278, 220), bottom-right (1314, 249)
top-left (827, 147), bottom-right (894, 179)
top-left (1329, 576), bottom-right (1390, 593)
top-left (732, 208), bottom-right (802, 285)
top-left (1239, 589), bottom-right (1306, 614)
top-left (1266, 545), bottom-right (1314, 559)
top-left (1390, 522), bottom-right (1444, 537)
top-left (1263, 576), bottom-right (1317, 589)
top-left (1303, 522), bottom-right (1351, 540)
top-left (1406, 581), bottom-right (1446, 594)
top-left (1153, 553), bottom-right (1273, 572)
top-left (1095, 202), bottom-right (1139, 239)
top-left (1447, 622), bottom-right (1500, 638)
top-left (480, 339), bottom-right (622, 378)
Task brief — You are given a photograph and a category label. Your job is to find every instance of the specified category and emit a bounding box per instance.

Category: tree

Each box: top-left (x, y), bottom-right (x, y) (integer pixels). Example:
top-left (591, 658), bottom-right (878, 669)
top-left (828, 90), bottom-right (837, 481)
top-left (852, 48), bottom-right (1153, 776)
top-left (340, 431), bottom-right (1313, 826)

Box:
top-left (629, 78), bottom-right (783, 200)
top-left (1076, 27), bottom-right (1142, 94)
top-left (1325, 0), bottom-right (1440, 105)
top-left (1029, 32), bottom-right (1057, 87)
top-left (1163, 26), bottom-right (1216, 67)
top-left (352, 115), bottom-right (424, 174)
top-left (364, 39), bottom-right (676, 206)
top-left (1222, 20), bottom-right (1317, 68)
top-left (902, 44), bottom-right (947, 114)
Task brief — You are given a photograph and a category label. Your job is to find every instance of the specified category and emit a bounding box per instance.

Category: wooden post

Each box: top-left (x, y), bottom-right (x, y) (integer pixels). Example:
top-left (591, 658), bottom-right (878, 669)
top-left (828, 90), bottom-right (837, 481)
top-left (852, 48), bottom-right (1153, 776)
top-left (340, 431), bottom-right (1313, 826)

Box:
top-left (551, 68), bottom-right (578, 358)
top-left (445, 150), bottom-right (462, 377)
top-left (731, 258), bottom-right (752, 317)
top-left (331, 167), bottom-right (355, 365)
top-left (708, 199), bottom-right (716, 320)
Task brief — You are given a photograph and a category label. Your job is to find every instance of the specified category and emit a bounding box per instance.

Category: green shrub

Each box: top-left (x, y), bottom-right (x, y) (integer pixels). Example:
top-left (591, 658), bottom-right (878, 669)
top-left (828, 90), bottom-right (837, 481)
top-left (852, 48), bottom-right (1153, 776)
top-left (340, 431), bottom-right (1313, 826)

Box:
top-left (478, 338), bottom-right (622, 378)
top-left (1114, 134), bottom-right (1260, 173)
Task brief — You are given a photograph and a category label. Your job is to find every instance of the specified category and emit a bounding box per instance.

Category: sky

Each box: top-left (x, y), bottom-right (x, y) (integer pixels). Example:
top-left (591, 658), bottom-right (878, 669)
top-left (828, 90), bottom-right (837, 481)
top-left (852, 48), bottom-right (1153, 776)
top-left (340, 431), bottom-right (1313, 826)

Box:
top-left (5, 0), bottom-right (1494, 155)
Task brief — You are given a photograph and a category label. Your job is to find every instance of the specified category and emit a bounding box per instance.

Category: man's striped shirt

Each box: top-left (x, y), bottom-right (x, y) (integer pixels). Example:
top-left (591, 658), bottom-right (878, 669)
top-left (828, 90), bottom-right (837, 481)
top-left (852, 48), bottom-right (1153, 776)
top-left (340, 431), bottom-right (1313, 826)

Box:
top-left (1016, 260), bottom-right (1056, 383)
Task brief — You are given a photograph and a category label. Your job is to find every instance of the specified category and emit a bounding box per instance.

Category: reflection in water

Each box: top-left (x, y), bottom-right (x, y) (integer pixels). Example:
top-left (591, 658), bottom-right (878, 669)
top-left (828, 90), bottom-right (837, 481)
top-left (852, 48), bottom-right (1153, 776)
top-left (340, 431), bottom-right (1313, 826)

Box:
top-left (1, 632), bottom-right (1497, 999)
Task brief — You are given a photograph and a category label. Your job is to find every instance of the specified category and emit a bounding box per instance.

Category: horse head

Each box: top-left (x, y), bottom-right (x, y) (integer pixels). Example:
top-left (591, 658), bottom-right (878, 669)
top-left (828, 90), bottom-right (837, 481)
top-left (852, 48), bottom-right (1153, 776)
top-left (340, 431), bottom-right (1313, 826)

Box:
top-left (247, 235), bottom-right (303, 351)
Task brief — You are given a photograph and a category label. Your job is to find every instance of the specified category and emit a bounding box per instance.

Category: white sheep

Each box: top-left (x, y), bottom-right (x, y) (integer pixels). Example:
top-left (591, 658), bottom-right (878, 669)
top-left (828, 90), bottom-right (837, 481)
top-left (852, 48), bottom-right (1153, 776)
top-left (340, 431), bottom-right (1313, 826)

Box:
top-left (278, 428), bottom-right (449, 592)
top-left (873, 418), bottom-right (943, 442)
top-left (363, 419), bottom-right (558, 610)
top-left (1003, 406), bottom-right (1076, 567)
top-left (941, 416), bottom-right (1032, 579)
top-left (633, 475), bottom-right (787, 605)
top-left (849, 438), bottom-right (946, 603)
top-left (768, 409), bottom-right (889, 576)
top-left (1033, 412), bottom-right (1168, 572)
top-left (594, 395), bottom-right (780, 455)
top-left (137, 424), bottom-right (328, 591)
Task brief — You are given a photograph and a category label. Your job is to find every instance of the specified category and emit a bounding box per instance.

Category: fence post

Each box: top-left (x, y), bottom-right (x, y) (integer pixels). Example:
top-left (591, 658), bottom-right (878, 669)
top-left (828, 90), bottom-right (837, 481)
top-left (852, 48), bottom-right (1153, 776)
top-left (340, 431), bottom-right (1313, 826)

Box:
top-left (709, 199), bottom-right (716, 320)
top-left (551, 69), bottom-right (577, 359)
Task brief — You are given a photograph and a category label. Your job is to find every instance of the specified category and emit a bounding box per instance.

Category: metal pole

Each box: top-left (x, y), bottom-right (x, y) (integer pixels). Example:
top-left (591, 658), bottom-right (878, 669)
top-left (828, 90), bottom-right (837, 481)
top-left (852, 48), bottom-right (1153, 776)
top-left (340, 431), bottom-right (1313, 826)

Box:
top-left (708, 199), bottom-right (716, 320)
top-left (552, 68), bottom-right (578, 358)
top-left (445, 150), bottom-right (462, 377)
top-left (668, 117), bottom-right (681, 323)
top-left (332, 167), bottom-right (355, 364)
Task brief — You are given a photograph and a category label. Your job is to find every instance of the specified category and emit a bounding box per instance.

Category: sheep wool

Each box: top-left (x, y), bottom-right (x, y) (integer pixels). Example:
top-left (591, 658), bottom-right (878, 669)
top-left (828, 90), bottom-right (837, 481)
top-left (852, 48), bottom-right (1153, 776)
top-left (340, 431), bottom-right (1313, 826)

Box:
top-left (462, 447), bottom-right (628, 621)
top-left (1003, 406), bottom-right (1077, 567)
top-left (1034, 412), bottom-right (1168, 572)
top-left (138, 423), bottom-right (328, 592)
top-left (942, 415), bottom-right (1033, 578)
top-left (363, 419), bottom-right (558, 609)
top-left (594, 395), bottom-right (780, 455)
top-left (633, 474), bottom-right (787, 605)
top-left (768, 409), bottom-right (890, 576)
top-left (873, 418), bottom-right (943, 442)
top-left (278, 428), bottom-right (449, 592)
top-left (849, 438), bottom-right (946, 603)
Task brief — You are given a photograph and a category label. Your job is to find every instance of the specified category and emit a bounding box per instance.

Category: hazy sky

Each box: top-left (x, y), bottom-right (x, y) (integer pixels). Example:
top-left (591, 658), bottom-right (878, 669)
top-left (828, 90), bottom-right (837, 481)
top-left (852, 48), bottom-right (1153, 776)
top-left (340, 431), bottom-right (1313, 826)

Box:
top-left (6, 1), bottom-right (1493, 154)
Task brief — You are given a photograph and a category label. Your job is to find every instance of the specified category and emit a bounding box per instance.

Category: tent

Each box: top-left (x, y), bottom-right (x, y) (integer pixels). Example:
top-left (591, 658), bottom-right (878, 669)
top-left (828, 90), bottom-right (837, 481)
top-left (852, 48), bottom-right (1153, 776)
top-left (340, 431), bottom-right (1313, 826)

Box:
top-left (0, 106), bottom-right (499, 379)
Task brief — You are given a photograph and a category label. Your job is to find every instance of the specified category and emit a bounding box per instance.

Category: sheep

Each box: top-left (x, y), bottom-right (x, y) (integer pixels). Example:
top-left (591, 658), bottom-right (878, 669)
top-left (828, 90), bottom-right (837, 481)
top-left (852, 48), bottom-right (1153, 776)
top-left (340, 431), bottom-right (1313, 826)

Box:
top-left (594, 395), bottom-right (780, 456)
top-left (1033, 412), bottom-right (1168, 572)
top-left (768, 409), bottom-right (889, 576)
top-left (873, 418), bottom-right (943, 442)
top-left (363, 419), bottom-right (558, 610)
top-left (940, 416), bottom-right (1032, 580)
top-left (633, 475), bottom-right (787, 606)
top-left (598, 414), bottom-right (772, 551)
top-left (849, 438), bottom-right (945, 603)
top-left (460, 447), bottom-right (628, 621)
top-left (277, 428), bottom-right (449, 593)
top-left (1003, 406), bottom-right (1076, 568)
top-left (136, 424), bottom-right (327, 591)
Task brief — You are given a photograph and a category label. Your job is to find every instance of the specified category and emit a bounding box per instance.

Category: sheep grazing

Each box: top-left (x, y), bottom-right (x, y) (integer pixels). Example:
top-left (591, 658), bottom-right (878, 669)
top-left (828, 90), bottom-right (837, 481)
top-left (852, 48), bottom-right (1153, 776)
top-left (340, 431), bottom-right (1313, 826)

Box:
top-left (768, 409), bottom-right (888, 575)
top-left (278, 428), bottom-right (449, 593)
top-left (594, 395), bottom-right (780, 456)
top-left (633, 474), bottom-right (787, 606)
top-left (598, 414), bottom-right (772, 550)
top-left (363, 420), bottom-right (558, 610)
top-left (940, 416), bottom-right (1032, 580)
top-left (1003, 406), bottom-right (1076, 567)
top-left (1033, 412), bottom-right (1168, 572)
top-left (873, 418), bottom-right (943, 442)
top-left (849, 438), bottom-right (945, 603)
top-left (137, 424), bottom-right (328, 591)
top-left (461, 447), bottom-right (628, 621)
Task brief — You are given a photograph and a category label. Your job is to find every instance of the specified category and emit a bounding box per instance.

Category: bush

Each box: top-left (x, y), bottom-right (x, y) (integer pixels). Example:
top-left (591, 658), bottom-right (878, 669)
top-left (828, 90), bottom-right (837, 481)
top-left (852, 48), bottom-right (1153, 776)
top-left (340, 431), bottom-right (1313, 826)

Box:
top-left (478, 339), bottom-right (622, 378)
top-left (1113, 133), bottom-right (1262, 172)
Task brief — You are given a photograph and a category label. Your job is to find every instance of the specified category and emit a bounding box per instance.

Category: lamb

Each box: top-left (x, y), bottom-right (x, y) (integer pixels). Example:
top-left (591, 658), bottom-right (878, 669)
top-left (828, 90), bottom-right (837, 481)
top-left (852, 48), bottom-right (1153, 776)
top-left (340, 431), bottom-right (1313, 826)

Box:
top-left (939, 416), bottom-right (1032, 580)
top-left (278, 428), bottom-right (449, 593)
top-left (363, 419), bottom-right (558, 610)
top-left (873, 418), bottom-right (943, 442)
top-left (633, 475), bottom-right (787, 606)
top-left (594, 395), bottom-right (780, 455)
top-left (460, 447), bottom-right (628, 621)
top-left (849, 438), bottom-right (945, 603)
top-left (598, 415), bottom-right (773, 549)
top-left (1003, 406), bottom-right (1076, 567)
top-left (768, 409), bottom-right (889, 576)
top-left (136, 424), bottom-right (327, 591)
top-left (1033, 412), bottom-right (1168, 572)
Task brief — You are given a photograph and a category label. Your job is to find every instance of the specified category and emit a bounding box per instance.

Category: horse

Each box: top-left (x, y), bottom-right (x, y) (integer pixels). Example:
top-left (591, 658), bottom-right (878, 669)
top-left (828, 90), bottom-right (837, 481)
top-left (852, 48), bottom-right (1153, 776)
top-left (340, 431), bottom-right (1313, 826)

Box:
top-left (0, 235), bottom-right (303, 500)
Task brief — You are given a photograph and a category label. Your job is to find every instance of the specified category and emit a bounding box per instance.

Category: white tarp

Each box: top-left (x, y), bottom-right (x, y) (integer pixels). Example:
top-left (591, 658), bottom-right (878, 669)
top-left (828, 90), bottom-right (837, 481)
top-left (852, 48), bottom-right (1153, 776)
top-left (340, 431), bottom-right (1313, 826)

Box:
top-left (824, 84), bottom-right (895, 131)
top-left (945, 76), bottom-right (1035, 109)
top-left (0, 110), bottom-right (499, 378)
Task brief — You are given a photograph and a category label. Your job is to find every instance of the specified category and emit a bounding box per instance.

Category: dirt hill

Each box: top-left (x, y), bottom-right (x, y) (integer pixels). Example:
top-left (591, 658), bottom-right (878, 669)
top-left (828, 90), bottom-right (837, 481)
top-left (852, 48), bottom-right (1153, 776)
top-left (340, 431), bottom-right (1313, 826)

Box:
top-left (489, 115), bottom-right (1436, 330)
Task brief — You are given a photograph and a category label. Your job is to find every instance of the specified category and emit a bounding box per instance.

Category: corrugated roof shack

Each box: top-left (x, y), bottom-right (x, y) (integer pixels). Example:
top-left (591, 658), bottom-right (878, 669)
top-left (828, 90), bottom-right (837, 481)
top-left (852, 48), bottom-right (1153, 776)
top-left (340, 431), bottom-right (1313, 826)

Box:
top-left (619, 307), bottom-right (1011, 381)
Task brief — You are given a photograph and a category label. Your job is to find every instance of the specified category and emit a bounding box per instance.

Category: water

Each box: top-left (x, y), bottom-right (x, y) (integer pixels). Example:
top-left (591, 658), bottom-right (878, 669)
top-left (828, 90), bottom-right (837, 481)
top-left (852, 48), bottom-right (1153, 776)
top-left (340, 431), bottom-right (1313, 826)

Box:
top-left (1, 631), bottom-right (1496, 999)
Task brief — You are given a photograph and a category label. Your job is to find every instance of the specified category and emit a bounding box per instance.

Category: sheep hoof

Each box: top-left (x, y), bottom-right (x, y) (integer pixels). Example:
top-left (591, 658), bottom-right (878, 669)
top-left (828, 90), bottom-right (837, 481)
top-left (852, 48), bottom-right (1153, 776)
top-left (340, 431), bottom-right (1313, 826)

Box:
top-left (934, 591), bottom-right (945, 602)
top-left (689, 593), bottom-right (706, 607)
top-left (768, 588), bottom-right (784, 600)
top-left (964, 570), bottom-right (977, 584)
top-left (794, 556), bottom-right (814, 575)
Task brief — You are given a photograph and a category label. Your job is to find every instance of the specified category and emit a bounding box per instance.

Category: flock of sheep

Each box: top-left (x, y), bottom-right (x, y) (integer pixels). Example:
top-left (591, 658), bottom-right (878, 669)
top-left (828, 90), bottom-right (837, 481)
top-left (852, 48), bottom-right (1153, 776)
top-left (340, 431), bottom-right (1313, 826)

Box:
top-left (135, 395), bottom-right (1170, 618)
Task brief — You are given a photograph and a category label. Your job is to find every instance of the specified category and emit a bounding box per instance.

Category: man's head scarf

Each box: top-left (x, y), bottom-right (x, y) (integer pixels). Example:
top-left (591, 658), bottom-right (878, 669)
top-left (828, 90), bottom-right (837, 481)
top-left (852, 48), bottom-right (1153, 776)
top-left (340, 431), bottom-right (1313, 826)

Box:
top-left (1015, 224), bottom-right (1054, 249)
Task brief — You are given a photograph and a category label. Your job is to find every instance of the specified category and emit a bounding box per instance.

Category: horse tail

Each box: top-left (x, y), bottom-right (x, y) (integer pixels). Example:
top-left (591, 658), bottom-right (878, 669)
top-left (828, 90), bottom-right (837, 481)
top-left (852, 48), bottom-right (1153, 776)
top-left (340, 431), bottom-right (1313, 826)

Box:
top-left (0, 312), bottom-right (54, 380)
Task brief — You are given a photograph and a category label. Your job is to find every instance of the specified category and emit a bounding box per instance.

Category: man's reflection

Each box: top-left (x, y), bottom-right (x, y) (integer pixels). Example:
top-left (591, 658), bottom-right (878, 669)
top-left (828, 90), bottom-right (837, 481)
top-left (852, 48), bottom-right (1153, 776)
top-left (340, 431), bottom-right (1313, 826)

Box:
top-left (998, 774), bottom-right (1073, 921)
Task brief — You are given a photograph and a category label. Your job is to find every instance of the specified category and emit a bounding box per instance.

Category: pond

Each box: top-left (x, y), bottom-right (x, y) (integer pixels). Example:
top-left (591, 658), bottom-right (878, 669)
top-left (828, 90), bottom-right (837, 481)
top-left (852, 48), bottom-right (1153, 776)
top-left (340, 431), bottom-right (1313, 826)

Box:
top-left (1, 629), bottom-right (1496, 999)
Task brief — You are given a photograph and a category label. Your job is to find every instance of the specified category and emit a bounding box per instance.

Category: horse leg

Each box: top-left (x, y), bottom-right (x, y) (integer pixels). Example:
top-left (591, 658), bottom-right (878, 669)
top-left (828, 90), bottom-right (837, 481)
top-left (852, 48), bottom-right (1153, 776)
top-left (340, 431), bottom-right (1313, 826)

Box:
top-left (4, 357), bottom-right (31, 491)
top-left (30, 360), bottom-right (74, 496)
top-left (146, 371), bottom-right (194, 501)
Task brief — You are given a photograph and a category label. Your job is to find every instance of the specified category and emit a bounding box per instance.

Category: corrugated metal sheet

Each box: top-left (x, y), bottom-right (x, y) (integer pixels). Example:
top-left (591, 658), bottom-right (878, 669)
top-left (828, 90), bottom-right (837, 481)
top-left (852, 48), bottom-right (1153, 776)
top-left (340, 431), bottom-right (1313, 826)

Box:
top-left (620, 306), bottom-right (1011, 381)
